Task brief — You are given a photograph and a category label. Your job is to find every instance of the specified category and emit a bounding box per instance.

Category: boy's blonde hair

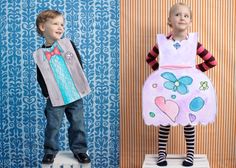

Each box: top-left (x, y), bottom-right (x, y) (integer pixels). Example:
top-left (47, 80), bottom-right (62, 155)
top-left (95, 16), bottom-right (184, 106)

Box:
top-left (36, 10), bottom-right (63, 36)
top-left (168, 3), bottom-right (192, 27)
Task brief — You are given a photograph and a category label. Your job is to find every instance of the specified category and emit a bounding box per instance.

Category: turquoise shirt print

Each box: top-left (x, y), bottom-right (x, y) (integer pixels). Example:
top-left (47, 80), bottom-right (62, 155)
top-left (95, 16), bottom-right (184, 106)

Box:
top-left (50, 55), bottom-right (81, 104)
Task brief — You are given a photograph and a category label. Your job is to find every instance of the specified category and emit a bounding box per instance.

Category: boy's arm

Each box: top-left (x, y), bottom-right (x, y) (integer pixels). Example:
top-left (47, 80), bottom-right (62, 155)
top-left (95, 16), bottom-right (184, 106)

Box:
top-left (37, 66), bottom-right (49, 98)
top-left (70, 40), bottom-right (83, 68)
top-left (196, 42), bottom-right (217, 72)
top-left (146, 44), bottom-right (159, 70)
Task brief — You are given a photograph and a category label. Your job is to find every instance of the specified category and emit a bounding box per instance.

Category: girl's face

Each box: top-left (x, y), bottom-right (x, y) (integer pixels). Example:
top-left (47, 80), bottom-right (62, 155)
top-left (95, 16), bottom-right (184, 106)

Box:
top-left (39, 15), bottom-right (64, 45)
top-left (168, 5), bottom-right (192, 32)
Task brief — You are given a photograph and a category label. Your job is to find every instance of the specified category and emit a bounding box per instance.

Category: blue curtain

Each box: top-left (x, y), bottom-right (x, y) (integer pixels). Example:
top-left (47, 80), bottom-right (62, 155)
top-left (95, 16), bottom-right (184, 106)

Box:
top-left (0, 0), bottom-right (120, 168)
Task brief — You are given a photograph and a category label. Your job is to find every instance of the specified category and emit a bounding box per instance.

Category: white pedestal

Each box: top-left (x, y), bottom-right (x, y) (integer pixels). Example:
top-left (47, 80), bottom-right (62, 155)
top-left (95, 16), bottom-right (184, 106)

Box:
top-left (143, 154), bottom-right (210, 168)
top-left (42, 151), bottom-right (91, 168)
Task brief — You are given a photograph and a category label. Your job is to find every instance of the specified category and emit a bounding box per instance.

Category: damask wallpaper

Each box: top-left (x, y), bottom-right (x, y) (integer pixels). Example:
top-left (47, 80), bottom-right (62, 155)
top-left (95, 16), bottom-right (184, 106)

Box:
top-left (0, 0), bottom-right (119, 168)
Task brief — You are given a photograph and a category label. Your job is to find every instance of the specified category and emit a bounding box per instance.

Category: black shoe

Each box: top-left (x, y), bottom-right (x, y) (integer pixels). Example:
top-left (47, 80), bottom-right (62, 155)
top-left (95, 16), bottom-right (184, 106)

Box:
top-left (157, 152), bottom-right (167, 166)
top-left (42, 154), bottom-right (55, 164)
top-left (74, 153), bottom-right (91, 164)
top-left (157, 160), bottom-right (167, 166)
top-left (182, 160), bottom-right (193, 167)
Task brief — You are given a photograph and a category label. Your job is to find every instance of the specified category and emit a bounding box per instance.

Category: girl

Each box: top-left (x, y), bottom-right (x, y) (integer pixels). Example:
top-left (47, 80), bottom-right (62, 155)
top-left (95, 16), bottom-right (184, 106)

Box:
top-left (142, 3), bottom-right (217, 167)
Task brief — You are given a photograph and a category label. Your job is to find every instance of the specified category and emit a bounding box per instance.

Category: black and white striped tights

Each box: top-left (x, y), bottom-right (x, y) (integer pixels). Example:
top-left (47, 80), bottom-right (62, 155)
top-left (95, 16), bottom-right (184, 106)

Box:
top-left (157, 125), bottom-right (195, 167)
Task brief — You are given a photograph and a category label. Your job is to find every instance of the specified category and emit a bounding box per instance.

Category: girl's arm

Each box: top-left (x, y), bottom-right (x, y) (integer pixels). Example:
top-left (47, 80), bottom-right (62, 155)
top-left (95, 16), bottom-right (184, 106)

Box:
top-left (146, 44), bottom-right (159, 70)
top-left (196, 42), bottom-right (217, 72)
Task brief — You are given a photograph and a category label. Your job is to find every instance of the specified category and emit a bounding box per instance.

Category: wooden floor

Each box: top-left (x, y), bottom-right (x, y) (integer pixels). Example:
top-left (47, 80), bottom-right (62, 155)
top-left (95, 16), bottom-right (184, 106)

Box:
top-left (143, 154), bottom-right (210, 168)
top-left (42, 151), bottom-right (91, 168)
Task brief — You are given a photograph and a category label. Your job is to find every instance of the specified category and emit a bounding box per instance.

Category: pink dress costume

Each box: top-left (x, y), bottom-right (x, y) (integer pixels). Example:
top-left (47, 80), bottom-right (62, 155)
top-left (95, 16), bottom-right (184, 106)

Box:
top-left (142, 33), bottom-right (216, 126)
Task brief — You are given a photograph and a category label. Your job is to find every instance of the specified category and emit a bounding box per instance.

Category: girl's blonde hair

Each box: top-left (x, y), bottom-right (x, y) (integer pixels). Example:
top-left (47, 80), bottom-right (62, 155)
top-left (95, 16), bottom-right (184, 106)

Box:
top-left (168, 3), bottom-right (192, 27)
top-left (36, 10), bottom-right (63, 36)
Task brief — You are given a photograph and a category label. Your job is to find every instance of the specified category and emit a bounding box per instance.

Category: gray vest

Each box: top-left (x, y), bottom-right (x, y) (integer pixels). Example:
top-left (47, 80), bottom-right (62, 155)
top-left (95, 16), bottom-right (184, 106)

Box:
top-left (33, 38), bottom-right (91, 107)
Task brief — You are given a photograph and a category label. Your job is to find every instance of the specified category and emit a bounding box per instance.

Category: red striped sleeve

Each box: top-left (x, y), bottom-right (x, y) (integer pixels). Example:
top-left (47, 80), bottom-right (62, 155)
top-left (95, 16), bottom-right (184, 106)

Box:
top-left (146, 44), bottom-right (159, 70)
top-left (196, 42), bottom-right (217, 72)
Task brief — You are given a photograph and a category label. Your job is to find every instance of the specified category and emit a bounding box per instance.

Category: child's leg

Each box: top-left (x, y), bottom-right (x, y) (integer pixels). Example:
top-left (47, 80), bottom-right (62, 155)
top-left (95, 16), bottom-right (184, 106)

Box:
top-left (157, 125), bottom-right (171, 166)
top-left (65, 99), bottom-right (88, 154)
top-left (183, 125), bottom-right (195, 167)
top-left (42, 99), bottom-right (65, 164)
top-left (65, 99), bottom-right (90, 163)
top-left (44, 99), bottom-right (65, 155)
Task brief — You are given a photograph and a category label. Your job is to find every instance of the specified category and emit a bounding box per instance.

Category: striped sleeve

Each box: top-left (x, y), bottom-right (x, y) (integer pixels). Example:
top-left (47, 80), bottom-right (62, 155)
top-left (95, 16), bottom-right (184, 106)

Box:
top-left (196, 42), bottom-right (217, 72)
top-left (146, 44), bottom-right (159, 70)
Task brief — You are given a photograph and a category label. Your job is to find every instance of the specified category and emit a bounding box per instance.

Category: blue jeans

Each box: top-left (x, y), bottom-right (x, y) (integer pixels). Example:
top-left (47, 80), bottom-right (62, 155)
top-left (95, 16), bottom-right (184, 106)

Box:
top-left (44, 98), bottom-right (88, 155)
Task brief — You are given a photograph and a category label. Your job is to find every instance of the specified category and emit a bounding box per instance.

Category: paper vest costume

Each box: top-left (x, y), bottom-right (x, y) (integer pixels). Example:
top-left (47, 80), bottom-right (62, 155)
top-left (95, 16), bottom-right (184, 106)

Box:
top-left (142, 33), bottom-right (216, 126)
top-left (33, 38), bottom-right (91, 107)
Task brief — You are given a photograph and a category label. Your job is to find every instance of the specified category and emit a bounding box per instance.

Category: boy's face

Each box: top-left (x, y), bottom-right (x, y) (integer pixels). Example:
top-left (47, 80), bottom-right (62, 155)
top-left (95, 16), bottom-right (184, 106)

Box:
top-left (168, 5), bottom-right (192, 32)
top-left (39, 15), bottom-right (64, 45)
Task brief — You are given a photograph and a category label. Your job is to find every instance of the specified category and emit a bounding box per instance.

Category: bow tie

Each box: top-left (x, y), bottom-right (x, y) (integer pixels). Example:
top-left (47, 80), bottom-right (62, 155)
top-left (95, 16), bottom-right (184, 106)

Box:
top-left (45, 46), bottom-right (61, 61)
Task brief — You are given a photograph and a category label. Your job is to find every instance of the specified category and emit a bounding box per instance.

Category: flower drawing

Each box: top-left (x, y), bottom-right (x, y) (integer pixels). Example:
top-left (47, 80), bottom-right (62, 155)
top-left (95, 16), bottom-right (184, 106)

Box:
top-left (161, 72), bottom-right (193, 95)
top-left (199, 81), bottom-right (209, 91)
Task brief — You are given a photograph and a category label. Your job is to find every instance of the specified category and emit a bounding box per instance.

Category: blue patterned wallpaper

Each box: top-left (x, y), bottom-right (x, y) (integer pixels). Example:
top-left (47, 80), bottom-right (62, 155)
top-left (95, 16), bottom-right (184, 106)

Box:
top-left (0, 0), bottom-right (119, 168)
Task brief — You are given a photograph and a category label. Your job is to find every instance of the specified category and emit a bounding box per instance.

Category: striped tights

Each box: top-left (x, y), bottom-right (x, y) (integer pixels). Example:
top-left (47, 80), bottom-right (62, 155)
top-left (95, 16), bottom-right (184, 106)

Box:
top-left (157, 125), bottom-right (195, 167)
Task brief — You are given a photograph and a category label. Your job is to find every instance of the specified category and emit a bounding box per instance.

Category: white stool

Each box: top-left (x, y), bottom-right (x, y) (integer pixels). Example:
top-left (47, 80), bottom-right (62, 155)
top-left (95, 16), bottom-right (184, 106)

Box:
top-left (42, 151), bottom-right (91, 168)
top-left (142, 154), bottom-right (210, 168)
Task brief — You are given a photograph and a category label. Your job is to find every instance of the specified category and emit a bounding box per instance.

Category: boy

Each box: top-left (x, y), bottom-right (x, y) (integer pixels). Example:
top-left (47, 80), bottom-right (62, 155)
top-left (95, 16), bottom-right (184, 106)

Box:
top-left (34, 9), bottom-right (91, 164)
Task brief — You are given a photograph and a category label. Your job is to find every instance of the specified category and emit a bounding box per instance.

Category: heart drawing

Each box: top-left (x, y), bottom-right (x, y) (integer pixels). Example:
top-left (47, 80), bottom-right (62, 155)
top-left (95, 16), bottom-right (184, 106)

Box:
top-left (155, 96), bottom-right (179, 122)
top-left (189, 113), bottom-right (196, 122)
